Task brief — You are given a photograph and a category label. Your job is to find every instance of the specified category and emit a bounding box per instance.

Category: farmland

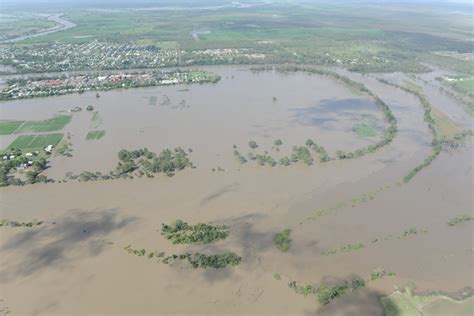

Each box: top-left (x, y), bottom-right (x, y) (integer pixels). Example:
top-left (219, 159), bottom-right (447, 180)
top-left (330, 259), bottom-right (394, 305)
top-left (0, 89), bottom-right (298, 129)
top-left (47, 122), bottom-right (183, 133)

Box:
top-left (7, 133), bottom-right (63, 150)
top-left (0, 115), bottom-right (71, 134)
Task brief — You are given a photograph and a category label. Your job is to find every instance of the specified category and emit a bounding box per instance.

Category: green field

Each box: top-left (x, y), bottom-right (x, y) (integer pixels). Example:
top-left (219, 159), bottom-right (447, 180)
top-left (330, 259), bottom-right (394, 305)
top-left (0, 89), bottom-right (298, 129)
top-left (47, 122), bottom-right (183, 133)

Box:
top-left (0, 121), bottom-right (24, 135)
top-left (15, 115), bottom-right (72, 133)
top-left (86, 130), bottom-right (106, 140)
top-left (7, 133), bottom-right (63, 150)
top-left (353, 123), bottom-right (378, 137)
top-left (455, 79), bottom-right (474, 94)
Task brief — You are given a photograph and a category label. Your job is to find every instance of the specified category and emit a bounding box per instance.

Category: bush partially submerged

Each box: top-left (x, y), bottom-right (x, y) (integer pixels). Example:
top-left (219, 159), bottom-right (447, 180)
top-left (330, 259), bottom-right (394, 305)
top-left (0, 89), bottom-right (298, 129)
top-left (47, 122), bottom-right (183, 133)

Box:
top-left (273, 228), bottom-right (292, 252)
top-left (161, 220), bottom-right (229, 244)
top-left (124, 245), bottom-right (241, 269)
top-left (0, 219), bottom-right (43, 227)
top-left (447, 214), bottom-right (473, 226)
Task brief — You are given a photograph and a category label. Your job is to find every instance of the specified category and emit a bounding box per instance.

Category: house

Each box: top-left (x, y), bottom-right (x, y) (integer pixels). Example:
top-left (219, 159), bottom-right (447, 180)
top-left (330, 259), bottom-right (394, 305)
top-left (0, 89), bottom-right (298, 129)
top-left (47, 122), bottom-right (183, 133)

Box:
top-left (45, 145), bottom-right (53, 153)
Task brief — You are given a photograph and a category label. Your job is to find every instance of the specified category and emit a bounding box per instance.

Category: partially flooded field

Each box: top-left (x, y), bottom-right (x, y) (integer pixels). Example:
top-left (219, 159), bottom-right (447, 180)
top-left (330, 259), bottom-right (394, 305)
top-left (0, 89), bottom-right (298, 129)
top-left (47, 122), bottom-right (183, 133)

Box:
top-left (0, 66), bottom-right (472, 315)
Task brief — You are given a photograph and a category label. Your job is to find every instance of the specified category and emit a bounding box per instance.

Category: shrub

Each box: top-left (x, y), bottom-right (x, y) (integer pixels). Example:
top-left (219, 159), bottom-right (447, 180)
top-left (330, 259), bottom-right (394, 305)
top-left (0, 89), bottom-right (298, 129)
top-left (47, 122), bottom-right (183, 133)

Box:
top-left (447, 214), bottom-right (473, 226)
top-left (274, 139), bottom-right (283, 146)
top-left (273, 228), bottom-right (291, 252)
top-left (248, 140), bottom-right (258, 149)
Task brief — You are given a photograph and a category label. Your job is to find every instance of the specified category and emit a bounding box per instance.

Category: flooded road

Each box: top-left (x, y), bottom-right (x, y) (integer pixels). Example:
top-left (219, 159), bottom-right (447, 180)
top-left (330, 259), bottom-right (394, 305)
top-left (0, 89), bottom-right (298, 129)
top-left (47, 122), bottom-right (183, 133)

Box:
top-left (0, 66), bottom-right (472, 315)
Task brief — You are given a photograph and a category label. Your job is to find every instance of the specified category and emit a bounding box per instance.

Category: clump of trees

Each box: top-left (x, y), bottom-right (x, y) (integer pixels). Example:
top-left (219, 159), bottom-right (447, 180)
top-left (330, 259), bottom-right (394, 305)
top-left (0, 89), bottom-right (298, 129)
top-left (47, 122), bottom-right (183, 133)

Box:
top-left (161, 220), bottom-right (229, 244)
top-left (124, 245), bottom-right (241, 269)
top-left (308, 141), bottom-right (331, 162)
top-left (140, 147), bottom-right (192, 176)
top-left (291, 146), bottom-right (314, 165)
top-left (273, 228), bottom-right (292, 252)
top-left (317, 279), bottom-right (365, 306)
top-left (256, 154), bottom-right (277, 167)
top-left (287, 277), bottom-right (366, 306)
top-left (0, 151), bottom-right (49, 187)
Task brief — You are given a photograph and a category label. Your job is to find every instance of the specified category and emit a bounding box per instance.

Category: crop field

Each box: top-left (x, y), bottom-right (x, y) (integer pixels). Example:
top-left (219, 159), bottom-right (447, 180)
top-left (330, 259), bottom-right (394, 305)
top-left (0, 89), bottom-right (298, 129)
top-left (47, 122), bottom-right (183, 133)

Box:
top-left (7, 133), bottom-right (63, 150)
top-left (14, 115), bottom-right (71, 133)
top-left (0, 121), bottom-right (24, 135)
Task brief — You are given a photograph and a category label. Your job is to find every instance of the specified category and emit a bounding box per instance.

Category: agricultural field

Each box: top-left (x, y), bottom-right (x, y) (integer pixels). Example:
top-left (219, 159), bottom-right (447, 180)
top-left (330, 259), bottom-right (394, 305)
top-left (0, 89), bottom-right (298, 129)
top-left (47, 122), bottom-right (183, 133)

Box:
top-left (0, 1), bottom-right (473, 316)
top-left (6, 133), bottom-right (63, 150)
top-left (0, 120), bottom-right (23, 135)
top-left (0, 115), bottom-right (71, 134)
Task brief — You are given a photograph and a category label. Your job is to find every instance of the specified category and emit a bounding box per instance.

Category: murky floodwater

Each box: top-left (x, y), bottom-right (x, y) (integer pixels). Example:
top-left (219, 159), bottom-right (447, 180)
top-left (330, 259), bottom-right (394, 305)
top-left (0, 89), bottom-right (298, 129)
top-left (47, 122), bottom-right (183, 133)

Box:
top-left (0, 66), bottom-right (472, 315)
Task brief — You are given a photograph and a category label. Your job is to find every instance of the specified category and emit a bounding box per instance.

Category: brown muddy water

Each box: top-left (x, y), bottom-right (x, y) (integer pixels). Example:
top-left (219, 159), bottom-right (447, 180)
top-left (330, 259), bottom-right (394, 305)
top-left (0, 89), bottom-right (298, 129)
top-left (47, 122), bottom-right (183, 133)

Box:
top-left (0, 66), bottom-right (472, 315)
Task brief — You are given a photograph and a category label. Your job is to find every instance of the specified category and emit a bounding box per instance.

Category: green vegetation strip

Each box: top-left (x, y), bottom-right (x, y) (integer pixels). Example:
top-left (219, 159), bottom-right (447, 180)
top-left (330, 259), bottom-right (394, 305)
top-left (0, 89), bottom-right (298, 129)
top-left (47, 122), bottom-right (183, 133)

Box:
top-left (76, 147), bottom-right (193, 181)
top-left (161, 220), bottom-right (229, 244)
top-left (287, 268), bottom-right (395, 306)
top-left (124, 245), bottom-right (241, 269)
top-left (86, 130), bottom-right (106, 140)
top-left (0, 219), bottom-right (43, 227)
top-left (447, 214), bottom-right (473, 226)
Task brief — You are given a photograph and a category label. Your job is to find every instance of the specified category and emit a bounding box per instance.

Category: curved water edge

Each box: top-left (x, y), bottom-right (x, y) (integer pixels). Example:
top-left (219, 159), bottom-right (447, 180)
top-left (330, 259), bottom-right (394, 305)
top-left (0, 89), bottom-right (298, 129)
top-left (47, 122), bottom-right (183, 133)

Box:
top-left (2, 14), bottom-right (77, 43)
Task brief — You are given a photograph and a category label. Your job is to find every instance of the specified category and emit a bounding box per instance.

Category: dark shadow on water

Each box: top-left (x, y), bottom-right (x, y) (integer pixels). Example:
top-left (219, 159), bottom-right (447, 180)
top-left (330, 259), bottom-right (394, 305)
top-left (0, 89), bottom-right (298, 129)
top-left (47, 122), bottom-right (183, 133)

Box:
top-left (291, 98), bottom-right (379, 128)
top-left (185, 213), bottom-right (274, 284)
top-left (200, 182), bottom-right (240, 206)
top-left (312, 287), bottom-right (385, 316)
top-left (0, 208), bottom-right (136, 282)
top-left (303, 275), bottom-right (385, 316)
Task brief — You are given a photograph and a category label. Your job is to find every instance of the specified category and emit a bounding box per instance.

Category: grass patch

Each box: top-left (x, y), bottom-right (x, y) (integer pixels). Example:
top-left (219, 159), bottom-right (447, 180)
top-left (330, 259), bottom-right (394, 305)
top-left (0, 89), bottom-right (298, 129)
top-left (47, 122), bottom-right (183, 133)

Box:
top-left (15, 115), bottom-right (71, 133)
top-left (381, 287), bottom-right (474, 316)
top-left (0, 121), bottom-right (24, 135)
top-left (86, 130), bottom-right (106, 140)
top-left (161, 220), bottom-right (229, 244)
top-left (7, 133), bottom-right (63, 150)
top-left (352, 123), bottom-right (378, 137)
top-left (273, 228), bottom-right (292, 252)
top-left (431, 108), bottom-right (462, 139)
top-left (447, 214), bottom-right (473, 226)
top-left (455, 79), bottom-right (474, 94)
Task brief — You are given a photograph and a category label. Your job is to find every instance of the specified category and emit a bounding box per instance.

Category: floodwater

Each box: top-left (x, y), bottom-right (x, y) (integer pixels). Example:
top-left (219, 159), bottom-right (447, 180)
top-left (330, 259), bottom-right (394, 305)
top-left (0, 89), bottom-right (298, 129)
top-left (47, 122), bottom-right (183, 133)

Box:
top-left (0, 66), bottom-right (472, 315)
